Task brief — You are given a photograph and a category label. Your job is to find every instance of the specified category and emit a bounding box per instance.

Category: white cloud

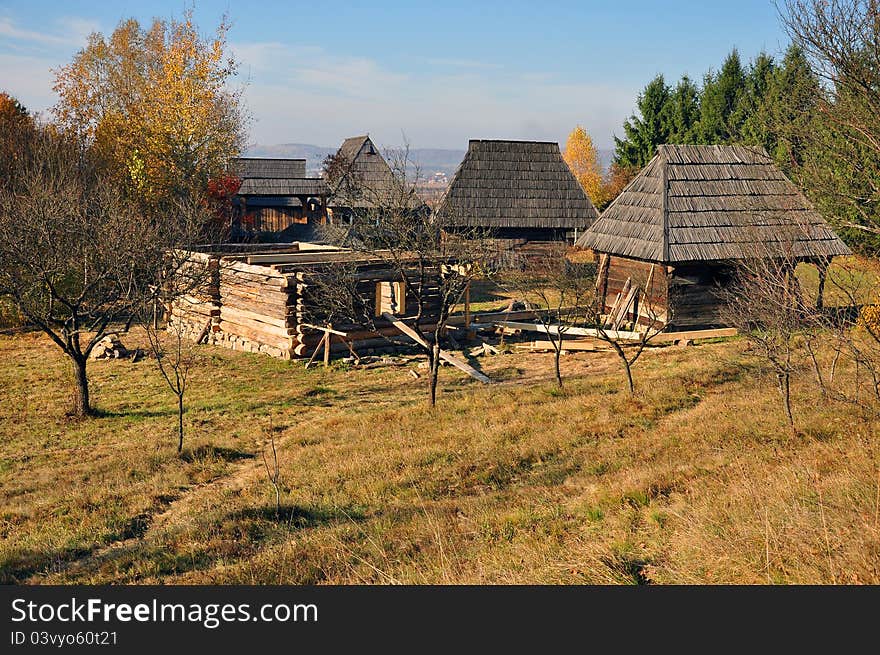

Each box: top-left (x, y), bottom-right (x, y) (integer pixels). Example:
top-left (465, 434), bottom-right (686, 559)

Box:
top-left (0, 16), bottom-right (98, 48)
top-left (0, 53), bottom-right (58, 114)
top-left (232, 40), bottom-right (637, 150)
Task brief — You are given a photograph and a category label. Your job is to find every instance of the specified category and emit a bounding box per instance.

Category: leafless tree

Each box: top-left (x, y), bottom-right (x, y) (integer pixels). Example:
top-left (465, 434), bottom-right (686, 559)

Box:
top-left (500, 246), bottom-right (595, 388)
top-left (316, 147), bottom-right (499, 406)
top-left (781, 0), bottom-right (880, 237)
top-left (0, 122), bottom-right (220, 418)
top-left (720, 237), bottom-right (817, 434)
top-left (586, 269), bottom-right (667, 395)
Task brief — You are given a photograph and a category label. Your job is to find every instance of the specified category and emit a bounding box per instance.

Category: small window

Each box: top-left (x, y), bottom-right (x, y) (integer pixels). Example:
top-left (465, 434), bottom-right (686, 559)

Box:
top-left (376, 281), bottom-right (406, 316)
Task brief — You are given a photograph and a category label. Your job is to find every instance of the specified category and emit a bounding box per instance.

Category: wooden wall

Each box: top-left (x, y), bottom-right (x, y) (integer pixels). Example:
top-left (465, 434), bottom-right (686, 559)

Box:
top-left (596, 253), bottom-right (734, 330)
top-left (168, 254), bottom-right (444, 359)
top-left (598, 255), bottom-right (670, 325)
top-left (666, 263), bottom-right (732, 329)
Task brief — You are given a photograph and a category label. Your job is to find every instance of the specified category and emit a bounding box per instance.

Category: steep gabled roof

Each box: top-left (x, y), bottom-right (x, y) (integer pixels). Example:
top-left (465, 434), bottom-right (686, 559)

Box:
top-left (437, 139), bottom-right (598, 229)
top-left (577, 144), bottom-right (850, 262)
top-left (231, 158), bottom-right (306, 179)
top-left (327, 135), bottom-right (396, 209)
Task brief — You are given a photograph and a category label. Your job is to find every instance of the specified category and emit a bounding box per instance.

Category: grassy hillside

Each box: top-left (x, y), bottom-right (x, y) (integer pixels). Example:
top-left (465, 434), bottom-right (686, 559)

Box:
top-left (2, 321), bottom-right (878, 584)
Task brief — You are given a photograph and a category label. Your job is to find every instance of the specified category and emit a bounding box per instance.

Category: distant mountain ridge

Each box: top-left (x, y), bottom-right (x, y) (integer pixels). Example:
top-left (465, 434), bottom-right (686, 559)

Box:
top-left (245, 143), bottom-right (614, 177)
top-left (245, 143), bottom-right (468, 178)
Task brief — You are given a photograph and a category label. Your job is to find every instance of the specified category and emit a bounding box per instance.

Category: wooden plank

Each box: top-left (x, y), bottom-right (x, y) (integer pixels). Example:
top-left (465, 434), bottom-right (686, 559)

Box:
top-left (381, 312), bottom-right (491, 384)
top-left (516, 339), bottom-right (603, 352)
top-left (612, 285), bottom-right (639, 330)
top-left (298, 323), bottom-right (350, 337)
top-left (494, 321), bottom-right (643, 341)
top-left (652, 327), bottom-right (737, 342)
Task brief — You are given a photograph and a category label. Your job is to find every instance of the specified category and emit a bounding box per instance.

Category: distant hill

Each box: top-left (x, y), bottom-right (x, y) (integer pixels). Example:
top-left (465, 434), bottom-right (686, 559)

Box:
top-left (245, 143), bottom-right (616, 177)
top-left (244, 143), bottom-right (467, 178)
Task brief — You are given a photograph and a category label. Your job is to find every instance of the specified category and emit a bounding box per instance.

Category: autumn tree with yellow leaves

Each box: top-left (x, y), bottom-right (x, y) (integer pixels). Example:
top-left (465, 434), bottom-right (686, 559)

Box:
top-left (52, 12), bottom-right (245, 214)
top-left (563, 126), bottom-right (603, 205)
top-left (563, 125), bottom-right (635, 211)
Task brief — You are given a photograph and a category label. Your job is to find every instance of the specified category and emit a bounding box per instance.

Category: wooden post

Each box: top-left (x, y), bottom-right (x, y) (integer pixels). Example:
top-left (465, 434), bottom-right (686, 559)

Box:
top-left (323, 324), bottom-right (332, 367)
top-left (815, 258), bottom-right (829, 311)
top-left (464, 281), bottom-right (473, 341)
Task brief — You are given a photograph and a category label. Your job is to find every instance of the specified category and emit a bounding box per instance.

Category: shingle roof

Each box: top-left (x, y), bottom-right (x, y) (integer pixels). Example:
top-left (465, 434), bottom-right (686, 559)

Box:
top-left (437, 139), bottom-right (598, 229)
top-left (231, 158), bottom-right (306, 179)
top-left (326, 135), bottom-right (396, 209)
top-left (577, 144), bottom-right (850, 262)
top-left (238, 178), bottom-right (330, 196)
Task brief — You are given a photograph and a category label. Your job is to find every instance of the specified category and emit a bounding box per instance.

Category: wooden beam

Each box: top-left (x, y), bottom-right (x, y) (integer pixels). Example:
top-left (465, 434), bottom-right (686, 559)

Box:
top-left (381, 312), bottom-right (492, 384)
top-left (299, 323), bottom-right (350, 337)
top-left (652, 327), bottom-right (737, 343)
top-left (494, 321), bottom-right (643, 341)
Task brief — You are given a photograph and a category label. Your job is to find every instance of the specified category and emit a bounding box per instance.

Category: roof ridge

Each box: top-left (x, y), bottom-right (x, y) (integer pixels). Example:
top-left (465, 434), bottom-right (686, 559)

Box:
top-left (660, 146), bottom-right (670, 263)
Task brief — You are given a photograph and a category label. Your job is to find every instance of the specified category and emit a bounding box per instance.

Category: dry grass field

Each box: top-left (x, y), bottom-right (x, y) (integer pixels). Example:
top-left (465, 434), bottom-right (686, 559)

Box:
top-left (2, 309), bottom-right (880, 584)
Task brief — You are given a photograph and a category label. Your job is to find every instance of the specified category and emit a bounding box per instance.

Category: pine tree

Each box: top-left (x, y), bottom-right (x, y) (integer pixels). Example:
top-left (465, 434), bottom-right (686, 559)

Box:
top-left (697, 49), bottom-right (748, 143)
top-left (663, 76), bottom-right (701, 142)
top-left (613, 75), bottom-right (670, 168)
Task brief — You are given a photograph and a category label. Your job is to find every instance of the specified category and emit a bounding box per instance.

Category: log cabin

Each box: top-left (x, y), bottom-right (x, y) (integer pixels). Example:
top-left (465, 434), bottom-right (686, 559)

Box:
top-left (576, 144), bottom-right (851, 330)
top-left (167, 243), bottom-right (446, 359)
top-left (231, 158), bottom-right (330, 241)
top-left (437, 139), bottom-right (598, 258)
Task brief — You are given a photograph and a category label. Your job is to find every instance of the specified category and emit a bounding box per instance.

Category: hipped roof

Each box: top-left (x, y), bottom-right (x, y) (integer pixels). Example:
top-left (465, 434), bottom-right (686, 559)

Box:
top-left (577, 144), bottom-right (850, 263)
top-left (437, 139), bottom-right (598, 229)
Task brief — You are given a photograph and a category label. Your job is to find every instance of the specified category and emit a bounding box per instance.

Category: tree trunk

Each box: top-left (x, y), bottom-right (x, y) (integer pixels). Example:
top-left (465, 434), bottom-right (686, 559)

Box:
top-left (71, 354), bottom-right (91, 417)
top-left (815, 261), bottom-right (828, 312)
top-left (177, 393), bottom-right (185, 452)
top-left (778, 372), bottom-right (795, 434)
top-left (429, 342), bottom-right (440, 407)
top-left (554, 346), bottom-right (563, 388)
top-left (623, 359), bottom-right (635, 395)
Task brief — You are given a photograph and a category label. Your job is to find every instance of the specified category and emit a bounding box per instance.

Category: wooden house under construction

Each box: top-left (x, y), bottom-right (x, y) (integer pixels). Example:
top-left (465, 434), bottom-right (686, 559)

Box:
top-left (231, 158), bottom-right (330, 241)
top-left (437, 139), bottom-right (598, 255)
top-left (577, 144), bottom-right (850, 329)
top-left (168, 243), bottom-right (445, 359)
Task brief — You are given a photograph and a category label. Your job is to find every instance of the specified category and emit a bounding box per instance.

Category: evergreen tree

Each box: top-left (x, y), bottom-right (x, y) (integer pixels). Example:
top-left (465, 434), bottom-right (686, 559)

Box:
top-left (697, 49), bottom-right (748, 143)
top-left (613, 75), bottom-right (670, 168)
top-left (663, 75), bottom-right (701, 142)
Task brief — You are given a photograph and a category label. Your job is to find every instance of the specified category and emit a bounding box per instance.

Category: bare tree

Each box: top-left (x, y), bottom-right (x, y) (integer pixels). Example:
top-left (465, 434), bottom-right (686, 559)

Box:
top-left (0, 127), bottom-right (172, 416)
top-left (586, 271), bottom-right (667, 395)
top-left (500, 246), bottom-right (595, 388)
top-left (720, 242), bottom-right (815, 434)
top-left (316, 147), bottom-right (498, 406)
top-left (781, 0), bottom-right (880, 237)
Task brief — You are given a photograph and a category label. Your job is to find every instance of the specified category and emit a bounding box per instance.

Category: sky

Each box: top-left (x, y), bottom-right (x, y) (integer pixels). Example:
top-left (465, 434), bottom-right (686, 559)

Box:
top-left (0, 0), bottom-right (791, 151)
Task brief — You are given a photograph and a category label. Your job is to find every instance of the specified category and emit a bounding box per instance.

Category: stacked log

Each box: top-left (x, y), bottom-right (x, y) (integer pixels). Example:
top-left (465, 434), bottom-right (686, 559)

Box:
top-left (166, 254), bottom-right (221, 341)
top-left (214, 260), bottom-right (296, 358)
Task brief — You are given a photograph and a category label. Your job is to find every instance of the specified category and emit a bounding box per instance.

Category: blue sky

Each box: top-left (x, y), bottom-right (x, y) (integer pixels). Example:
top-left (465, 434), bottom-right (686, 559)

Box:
top-left (0, 1), bottom-right (790, 150)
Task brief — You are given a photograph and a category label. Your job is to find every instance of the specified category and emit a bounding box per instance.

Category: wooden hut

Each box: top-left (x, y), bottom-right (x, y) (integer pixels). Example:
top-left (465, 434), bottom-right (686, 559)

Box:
top-left (168, 243), bottom-right (445, 359)
top-left (232, 158), bottom-right (330, 241)
top-left (577, 144), bottom-right (851, 330)
top-left (325, 135), bottom-right (397, 219)
top-left (437, 139), bottom-right (598, 256)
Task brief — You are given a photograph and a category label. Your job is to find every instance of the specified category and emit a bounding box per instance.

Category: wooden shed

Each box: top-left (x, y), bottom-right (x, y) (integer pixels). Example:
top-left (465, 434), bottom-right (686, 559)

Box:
top-left (437, 139), bottom-right (598, 256)
top-left (231, 158), bottom-right (330, 241)
top-left (577, 144), bottom-right (851, 330)
top-left (325, 135), bottom-right (397, 219)
top-left (168, 243), bottom-right (445, 359)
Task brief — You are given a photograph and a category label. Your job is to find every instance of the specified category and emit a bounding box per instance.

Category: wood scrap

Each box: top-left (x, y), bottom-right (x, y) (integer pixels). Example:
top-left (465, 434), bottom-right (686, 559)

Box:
top-left (381, 312), bottom-right (492, 384)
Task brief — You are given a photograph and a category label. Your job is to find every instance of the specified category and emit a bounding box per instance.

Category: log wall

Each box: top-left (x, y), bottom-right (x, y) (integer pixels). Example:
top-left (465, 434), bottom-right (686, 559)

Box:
top-left (168, 253), bottom-right (444, 359)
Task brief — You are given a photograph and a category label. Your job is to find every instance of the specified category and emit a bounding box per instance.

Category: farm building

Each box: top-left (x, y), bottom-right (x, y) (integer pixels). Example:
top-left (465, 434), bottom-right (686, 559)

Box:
top-left (231, 158), bottom-right (330, 241)
top-left (577, 144), bottom-right (851, 330)
top-left (168, 243), bottom-right (445, 359)
top-left (437, 139), bottom-right (599, 255)
top-left (325, 135), bottom-right (397, 220)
